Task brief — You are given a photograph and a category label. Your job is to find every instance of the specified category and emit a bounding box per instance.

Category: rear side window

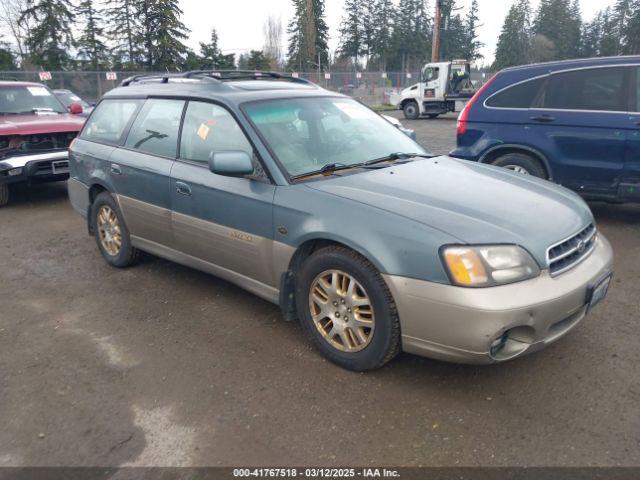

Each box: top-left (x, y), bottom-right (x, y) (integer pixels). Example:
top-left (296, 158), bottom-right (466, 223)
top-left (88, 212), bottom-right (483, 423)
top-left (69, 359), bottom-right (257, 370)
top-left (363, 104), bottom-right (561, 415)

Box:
top-left (636, 67), bottom-right (640, 112)
top-left (543, 67), bottom-right (627, 112)
top-left (125, 99), bottom-right (185, 157)
top-left (485, 77), bottom-right (545, 108)
top-left (81, 99), bottom-right (142, 144)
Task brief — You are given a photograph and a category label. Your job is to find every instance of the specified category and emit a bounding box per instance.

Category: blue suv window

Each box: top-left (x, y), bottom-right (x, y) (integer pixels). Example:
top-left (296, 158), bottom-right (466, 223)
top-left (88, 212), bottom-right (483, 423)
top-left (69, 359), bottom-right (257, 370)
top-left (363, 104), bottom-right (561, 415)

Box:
top-left (543, 67), bottom-right (627, 112)
top-left (485, 77), bottom-right (545, 108)
top-left (125, 99), bottom-right (185, 158)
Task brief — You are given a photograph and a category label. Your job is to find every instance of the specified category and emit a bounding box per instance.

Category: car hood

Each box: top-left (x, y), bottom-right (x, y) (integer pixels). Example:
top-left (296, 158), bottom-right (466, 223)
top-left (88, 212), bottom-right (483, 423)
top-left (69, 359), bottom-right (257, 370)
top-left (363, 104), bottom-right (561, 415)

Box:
top-left (305, 156), bottom-right (594, 266)
top-left (0, 113), bottom-right (85, 135)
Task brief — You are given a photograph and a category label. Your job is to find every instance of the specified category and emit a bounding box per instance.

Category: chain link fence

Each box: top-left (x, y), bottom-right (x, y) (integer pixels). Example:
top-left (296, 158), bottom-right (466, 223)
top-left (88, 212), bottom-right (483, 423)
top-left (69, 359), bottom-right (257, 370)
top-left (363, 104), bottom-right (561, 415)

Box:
top-left (0, 70), bottom-right (490, 107)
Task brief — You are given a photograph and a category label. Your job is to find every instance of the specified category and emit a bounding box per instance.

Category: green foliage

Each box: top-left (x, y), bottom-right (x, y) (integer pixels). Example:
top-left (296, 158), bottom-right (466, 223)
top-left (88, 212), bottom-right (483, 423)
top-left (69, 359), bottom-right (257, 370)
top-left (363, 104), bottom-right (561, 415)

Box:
top-left (493, 0), bottom-right (531, 70)
top-left (21, 0), bottom-right (75, 70)
top-left (199, 29), bottom-right (235, 69)
top-left (532, 0), bottom-right (581, 61)
top-left (246, 50), bottom-right (270, 70)
top-left (137, 0), bottom-right (190, 71)
top-left (287, 0), bottom-right (329, 71)
top-left (0, 44), bottom-right (17, 70)
top-left (76, 0), bottom-right (109, 70)
top-left (387, 0), bottom-right (431, 71)
top-left (105, 0), bottom-right (141, 69)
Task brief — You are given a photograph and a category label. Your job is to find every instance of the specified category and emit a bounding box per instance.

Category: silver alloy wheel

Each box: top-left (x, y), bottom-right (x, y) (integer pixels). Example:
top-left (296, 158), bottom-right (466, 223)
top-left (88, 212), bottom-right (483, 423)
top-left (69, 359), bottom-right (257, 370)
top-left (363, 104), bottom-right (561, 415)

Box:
top-left (97, 205), bottom-right (122, 256)
top-left (308, 269), bottom-right (375, 352)
top-left (503, 165), bottom-right (530, 175)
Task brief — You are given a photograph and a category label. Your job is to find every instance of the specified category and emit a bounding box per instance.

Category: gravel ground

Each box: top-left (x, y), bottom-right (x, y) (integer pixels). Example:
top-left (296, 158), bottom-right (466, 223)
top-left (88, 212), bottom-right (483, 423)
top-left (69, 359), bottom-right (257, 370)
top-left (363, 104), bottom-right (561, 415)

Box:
top-left (0, 116), bottom-right (639, 468)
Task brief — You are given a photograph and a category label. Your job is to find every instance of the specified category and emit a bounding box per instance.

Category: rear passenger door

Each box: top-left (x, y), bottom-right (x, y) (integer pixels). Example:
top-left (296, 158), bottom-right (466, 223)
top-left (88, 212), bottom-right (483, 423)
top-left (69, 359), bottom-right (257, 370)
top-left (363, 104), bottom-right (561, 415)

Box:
top-left (109, 98), bottom-right (185, 246)
top-left (625, 66), bottom-right (640, 200)
top-left (527, 66), bottom-right (630, 197)
top-left (171, 101), bottom-right (276, 285)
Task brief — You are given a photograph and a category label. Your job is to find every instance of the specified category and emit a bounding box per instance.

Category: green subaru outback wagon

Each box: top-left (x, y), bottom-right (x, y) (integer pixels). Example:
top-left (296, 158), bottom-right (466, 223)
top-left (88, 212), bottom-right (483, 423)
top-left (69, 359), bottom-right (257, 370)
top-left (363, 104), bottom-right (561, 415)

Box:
top-left (67, 71), bottom-right (613, 371)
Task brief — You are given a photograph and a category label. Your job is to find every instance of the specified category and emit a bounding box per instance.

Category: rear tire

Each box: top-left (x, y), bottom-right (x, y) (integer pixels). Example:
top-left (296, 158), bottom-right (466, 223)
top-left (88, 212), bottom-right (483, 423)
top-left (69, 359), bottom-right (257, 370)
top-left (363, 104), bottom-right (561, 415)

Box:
top-left (91, 191), bottom-right (140, 268)
top-left (295, 246), bottom-right (401, 371)
top-left (491, 153), bottom-right (547, 179)
top-left (0, 183), bottom-right (8, 207)
top-left (403, 101), bottom-right (419, 120)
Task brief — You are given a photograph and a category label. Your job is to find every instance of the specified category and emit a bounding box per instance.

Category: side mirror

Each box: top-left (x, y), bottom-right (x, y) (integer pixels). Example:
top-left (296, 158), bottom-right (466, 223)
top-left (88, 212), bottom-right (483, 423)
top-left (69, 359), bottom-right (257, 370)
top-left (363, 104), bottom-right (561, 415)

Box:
top-left (69, 102), bottom-right (83, 115)
top-left (208, 151), bottom-right (254, 177)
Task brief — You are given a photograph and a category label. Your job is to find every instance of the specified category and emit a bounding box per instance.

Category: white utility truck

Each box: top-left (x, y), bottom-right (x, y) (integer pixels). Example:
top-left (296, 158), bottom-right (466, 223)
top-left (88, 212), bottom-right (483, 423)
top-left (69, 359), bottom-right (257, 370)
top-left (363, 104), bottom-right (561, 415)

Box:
top-left (393, 60), bottom-right (476, 119)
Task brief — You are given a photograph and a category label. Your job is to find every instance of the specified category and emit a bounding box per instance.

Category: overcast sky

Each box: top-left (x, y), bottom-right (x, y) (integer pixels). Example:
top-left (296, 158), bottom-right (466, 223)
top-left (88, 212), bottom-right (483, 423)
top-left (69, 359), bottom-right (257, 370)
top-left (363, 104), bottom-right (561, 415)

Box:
top-left (180, 0), bottom-right (615, 66)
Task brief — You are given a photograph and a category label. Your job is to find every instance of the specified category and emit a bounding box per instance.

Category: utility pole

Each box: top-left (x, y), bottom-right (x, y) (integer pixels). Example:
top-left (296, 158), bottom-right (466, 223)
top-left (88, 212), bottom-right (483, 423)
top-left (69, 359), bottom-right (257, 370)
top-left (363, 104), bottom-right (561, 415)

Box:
top-left (431, 0), bottom-right (442, 62)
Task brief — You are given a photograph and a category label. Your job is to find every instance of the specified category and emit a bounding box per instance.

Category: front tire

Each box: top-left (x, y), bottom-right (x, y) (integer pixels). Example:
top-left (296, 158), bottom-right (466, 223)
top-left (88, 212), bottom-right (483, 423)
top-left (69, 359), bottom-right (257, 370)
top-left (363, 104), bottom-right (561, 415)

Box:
top-left (91, 191), bottom-right (140, 268)
top-left (491, 153), bottom-right (547, 179)
top-left (0, 183), bottom-right (8, 206)
top-left (403, 101), bottom-right (419, 120)
top-left (295, 246), bottom-right (401, 371)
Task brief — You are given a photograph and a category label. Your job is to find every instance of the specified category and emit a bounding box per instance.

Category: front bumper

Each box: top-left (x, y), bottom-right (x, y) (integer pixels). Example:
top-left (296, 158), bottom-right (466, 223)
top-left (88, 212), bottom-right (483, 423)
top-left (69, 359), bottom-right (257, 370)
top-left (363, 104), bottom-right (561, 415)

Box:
top-left (384, 234), bottom-right (614, 364)
top-left (0, 151), bottom-right (70, 185)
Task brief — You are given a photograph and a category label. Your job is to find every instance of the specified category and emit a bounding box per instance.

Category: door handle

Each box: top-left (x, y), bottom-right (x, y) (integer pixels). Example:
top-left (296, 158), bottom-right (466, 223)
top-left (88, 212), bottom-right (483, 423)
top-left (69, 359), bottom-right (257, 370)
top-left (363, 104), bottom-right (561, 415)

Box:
top-left (110, 164), bottom-right (122, 175)
top-left (175, 181), bottom-right (192, 196)
top-left (530, 115), bottom-right (556, 123)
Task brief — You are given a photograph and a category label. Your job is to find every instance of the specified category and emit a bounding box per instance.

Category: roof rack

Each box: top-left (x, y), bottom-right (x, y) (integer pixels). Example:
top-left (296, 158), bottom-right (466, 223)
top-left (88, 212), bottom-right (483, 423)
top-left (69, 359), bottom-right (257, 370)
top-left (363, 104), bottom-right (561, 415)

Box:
top-left (120, 70), bottom-right (314, 87)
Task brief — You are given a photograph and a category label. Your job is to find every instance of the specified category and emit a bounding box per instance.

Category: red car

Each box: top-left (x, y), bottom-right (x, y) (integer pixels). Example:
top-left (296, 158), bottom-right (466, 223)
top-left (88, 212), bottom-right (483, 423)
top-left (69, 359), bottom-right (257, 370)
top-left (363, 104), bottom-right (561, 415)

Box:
top-left (0, 81), bottom-right (86, 206)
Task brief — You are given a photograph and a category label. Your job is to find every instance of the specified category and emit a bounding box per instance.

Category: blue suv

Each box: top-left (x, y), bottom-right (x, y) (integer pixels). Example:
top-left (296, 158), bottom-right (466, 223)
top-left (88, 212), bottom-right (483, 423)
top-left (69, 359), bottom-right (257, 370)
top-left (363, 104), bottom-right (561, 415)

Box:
top-left (451, 56), bottom-right (640, 203)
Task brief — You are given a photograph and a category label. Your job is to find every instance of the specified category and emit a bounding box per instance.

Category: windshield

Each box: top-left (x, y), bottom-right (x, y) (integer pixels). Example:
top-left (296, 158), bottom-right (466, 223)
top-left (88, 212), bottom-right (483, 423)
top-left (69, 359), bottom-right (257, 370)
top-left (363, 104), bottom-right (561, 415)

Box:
top-left (55, 91), bottom-right (91, 109)
top-left (0, 85), bottom-right (67, 114)
top-left (244, 97), bottom-right (426, 177)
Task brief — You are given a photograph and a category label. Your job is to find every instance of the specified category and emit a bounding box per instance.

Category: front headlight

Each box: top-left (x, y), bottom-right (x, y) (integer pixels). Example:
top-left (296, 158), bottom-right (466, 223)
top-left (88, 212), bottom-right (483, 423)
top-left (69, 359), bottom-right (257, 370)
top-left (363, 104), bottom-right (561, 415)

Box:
top-left (441, 245), bottom-right (540, 287)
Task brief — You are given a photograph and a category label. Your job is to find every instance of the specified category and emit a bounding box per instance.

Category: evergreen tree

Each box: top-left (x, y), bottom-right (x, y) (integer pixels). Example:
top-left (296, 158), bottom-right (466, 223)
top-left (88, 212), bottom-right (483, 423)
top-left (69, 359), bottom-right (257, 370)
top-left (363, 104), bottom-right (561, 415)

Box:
top-left (246, 50), bottom-right (270, 70)
top-left (20, 0), bottom-right (75, 70)
top-left (338, 0), bottom-right (364, 65)
top-left (0, 43), bottom-right (16, 70)
top-left (440, 0), bottom-right (466, 60)
top-left (599, 7), bottom-right (619, 56)
top-left (199, 29), bottom-right (235, 69)
top-left (493, 0), bottom-right (531, 70)
top-left (619, 0), bottom-right (640, 54)
top-left (580, 10), bottom-right (604, 57)
top-left (105, 0), bottom-right (141, 69)
top-left (287, 0), bottom-right (329, 71)
top-left (533, 0), bottom-right (582, 60)
top-left (370, 0), bottom-right (395, 70)
top-left (462, 0), bottom-right (483, 61)
top-left (76, 0), bottom-right (108, 70)
top-left (137, 0), bottom-right (189, 71)
top-left (612, 0), bottom-right (630, 54)
top-left (389, 0), bottom-right (430, 71)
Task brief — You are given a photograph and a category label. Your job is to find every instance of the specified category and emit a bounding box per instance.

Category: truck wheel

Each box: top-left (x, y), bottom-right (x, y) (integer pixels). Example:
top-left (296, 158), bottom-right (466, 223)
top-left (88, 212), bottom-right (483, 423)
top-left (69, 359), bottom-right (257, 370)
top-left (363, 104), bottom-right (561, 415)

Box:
top-left (0, 183), bottom-right (8, 207)
top-left (91, 191), bottom-right (140, 268)
top-left (403, 101), bottom-right (419, 120)
top-left (491, 153), bottom-right (547, 179)
top-left (295, 245), bottom-right (401, 371)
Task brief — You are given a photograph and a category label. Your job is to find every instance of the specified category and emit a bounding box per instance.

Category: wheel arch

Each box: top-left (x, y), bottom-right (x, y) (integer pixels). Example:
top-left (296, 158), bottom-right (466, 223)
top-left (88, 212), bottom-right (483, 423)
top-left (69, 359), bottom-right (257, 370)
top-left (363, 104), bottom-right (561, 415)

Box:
top-left (86, 180), bottom-right (113, 234)
top-left (400, 98), bottom-right (419, 110)
top-left (479, 145), bottom-right (553, 180)
top-left (279, 236), bottom-right (387, 321)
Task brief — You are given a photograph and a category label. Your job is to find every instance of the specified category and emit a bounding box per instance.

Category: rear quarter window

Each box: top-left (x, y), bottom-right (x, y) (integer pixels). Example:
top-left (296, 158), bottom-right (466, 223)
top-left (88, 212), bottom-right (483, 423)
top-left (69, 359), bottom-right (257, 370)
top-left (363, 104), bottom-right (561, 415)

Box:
top-left (485, 77), bottom-right (545, 109)
top-left (80, 99), bottom-right (142, 144)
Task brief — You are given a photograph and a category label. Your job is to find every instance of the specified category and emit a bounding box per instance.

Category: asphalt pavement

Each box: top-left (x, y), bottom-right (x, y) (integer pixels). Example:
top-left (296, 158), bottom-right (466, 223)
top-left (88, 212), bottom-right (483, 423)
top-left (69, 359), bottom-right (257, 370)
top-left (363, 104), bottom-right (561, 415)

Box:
top-left (0, 114), bottom-right (638, 467)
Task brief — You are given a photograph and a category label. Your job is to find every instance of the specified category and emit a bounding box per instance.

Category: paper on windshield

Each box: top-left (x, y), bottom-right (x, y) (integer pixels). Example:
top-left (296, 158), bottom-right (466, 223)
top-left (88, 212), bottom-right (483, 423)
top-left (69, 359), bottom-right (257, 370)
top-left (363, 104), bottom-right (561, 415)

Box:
top-left (334, 102), bottom-right (369, 119)
top-left (27, 87), bottom-right (51, 96)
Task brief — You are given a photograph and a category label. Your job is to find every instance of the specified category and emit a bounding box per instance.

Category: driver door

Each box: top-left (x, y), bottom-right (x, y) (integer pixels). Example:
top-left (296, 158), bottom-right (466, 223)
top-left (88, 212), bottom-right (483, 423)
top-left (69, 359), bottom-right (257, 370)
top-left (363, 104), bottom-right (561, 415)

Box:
top-left (170, 100), bottom-right (277, 285)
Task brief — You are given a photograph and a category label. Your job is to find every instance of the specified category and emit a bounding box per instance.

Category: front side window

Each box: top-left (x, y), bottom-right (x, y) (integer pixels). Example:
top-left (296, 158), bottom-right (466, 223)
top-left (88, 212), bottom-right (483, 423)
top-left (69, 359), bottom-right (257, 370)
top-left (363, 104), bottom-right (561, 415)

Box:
top-left (81, 99), bottom-right (142, 144)
top-left (0, 85), bottom-right (67, 114)
top-left (543, 67), bottom-right (627, 112)
top-left (244, 97), bottom-right (426, 178)
top-left (485, 77), bottom-right (545, 109)
top-left (180, 101), bottom-right (252, 163)
top-left (125, 99), bottom-right (185, 157)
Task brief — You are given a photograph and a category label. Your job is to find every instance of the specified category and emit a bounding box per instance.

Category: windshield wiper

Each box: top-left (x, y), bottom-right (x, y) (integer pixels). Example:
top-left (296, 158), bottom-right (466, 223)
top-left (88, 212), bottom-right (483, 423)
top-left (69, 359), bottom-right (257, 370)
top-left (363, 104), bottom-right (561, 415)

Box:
top-left (364, 152), bottom-right (434, 166)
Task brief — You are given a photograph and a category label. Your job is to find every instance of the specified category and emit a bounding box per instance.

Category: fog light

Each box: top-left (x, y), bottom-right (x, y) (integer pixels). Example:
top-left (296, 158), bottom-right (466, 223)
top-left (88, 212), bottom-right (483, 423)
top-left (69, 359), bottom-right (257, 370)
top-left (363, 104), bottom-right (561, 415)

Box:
top-left (7, 167), bottom-right (22, 176)
top-left (490, 333), bottom-right (508, 356)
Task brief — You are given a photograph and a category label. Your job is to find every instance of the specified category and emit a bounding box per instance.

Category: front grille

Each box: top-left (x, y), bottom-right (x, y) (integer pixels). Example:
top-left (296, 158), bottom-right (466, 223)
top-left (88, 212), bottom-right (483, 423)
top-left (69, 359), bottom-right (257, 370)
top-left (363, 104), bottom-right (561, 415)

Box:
top-left (17, 132), bottom-right (76, 153)
top-left (547, 223), bottom-right (597, 276)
